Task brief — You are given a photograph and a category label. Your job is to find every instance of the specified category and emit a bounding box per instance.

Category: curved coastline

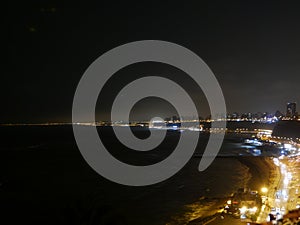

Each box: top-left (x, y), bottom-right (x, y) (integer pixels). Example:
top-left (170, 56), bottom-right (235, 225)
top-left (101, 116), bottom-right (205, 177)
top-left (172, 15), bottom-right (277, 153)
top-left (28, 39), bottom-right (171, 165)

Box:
top-left (168, 156), bottom-right (277, 225)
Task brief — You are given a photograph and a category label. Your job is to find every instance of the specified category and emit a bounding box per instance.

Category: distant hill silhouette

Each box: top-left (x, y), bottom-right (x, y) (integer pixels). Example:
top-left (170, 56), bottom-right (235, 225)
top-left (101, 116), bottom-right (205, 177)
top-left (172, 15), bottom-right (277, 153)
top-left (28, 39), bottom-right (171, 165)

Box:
top-left (272, 120), bottom-right (300, 139)
top-left (201, 121), bottom-right (276, 130)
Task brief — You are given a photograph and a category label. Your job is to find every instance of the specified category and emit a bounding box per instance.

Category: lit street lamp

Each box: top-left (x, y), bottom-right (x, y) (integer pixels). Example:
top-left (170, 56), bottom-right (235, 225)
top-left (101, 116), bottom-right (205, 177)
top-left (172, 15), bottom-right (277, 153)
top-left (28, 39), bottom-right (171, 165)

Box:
top-left (261, 187), bottom-right (268, 194)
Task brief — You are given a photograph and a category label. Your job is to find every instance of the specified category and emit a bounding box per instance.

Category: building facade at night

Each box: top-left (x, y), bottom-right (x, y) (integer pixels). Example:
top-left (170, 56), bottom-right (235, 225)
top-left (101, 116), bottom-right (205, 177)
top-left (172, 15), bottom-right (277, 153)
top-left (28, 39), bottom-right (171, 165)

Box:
top-left (286, 102), bottom-right (297, 118)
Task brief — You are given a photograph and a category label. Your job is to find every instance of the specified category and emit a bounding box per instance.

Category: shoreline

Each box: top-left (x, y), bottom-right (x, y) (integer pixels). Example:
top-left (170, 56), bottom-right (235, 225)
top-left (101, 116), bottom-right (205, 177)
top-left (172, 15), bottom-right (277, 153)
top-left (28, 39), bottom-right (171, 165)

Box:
top-left (184, 156), bottom-right (277, 225)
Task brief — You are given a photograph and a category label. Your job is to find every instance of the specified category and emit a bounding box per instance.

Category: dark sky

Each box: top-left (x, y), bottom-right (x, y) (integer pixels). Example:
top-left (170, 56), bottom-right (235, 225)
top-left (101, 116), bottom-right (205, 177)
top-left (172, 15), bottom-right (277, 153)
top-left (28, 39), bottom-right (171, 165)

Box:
top-left (6, 1), bottom-right (300, 123)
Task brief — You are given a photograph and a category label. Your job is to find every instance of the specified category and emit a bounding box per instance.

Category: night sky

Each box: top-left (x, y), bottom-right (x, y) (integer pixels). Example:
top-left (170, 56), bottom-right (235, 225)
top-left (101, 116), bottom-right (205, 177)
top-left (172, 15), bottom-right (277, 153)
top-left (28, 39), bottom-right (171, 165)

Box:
top-left (6, 1), bottom-right (300, 123)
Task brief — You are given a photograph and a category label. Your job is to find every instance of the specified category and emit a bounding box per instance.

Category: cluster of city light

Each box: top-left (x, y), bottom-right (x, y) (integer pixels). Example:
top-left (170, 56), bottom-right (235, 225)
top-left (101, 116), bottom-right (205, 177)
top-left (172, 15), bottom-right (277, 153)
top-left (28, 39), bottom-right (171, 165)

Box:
top-left (239, 206), bottom-right (258, 214)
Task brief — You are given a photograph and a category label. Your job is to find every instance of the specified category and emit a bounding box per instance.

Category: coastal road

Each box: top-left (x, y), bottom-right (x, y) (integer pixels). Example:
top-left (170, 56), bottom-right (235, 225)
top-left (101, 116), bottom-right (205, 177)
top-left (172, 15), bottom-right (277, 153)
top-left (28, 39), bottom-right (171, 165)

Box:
top-left (208, 155), bottom-right (300, 225)
top-left (286, 157), bottom-right (300, 211)
top-left (268, 156), bottom-right (300, 218)
top-left (257, 154), bottom-right (300, 223)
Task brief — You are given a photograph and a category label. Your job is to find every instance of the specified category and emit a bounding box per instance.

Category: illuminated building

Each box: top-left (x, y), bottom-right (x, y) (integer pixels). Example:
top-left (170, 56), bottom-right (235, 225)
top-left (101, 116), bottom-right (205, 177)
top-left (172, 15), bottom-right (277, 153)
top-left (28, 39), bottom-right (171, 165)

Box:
top-left (286, 102), bottom-right (296, 118)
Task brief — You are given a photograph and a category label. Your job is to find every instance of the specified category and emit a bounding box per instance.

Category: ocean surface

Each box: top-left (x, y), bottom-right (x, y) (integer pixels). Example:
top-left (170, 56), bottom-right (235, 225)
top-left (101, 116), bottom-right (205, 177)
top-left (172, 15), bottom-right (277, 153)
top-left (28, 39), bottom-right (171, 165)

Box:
top-left (0, 126), bottom-right (277, 225)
